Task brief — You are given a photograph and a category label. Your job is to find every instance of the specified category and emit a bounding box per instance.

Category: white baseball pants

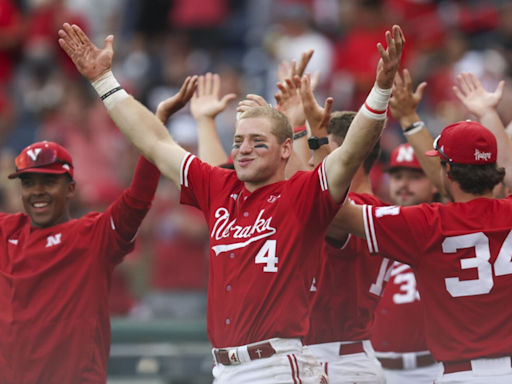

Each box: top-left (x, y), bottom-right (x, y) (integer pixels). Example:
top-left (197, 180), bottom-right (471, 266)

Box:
top-left (212, 338), bottom-right (329, 384)
top-left (435, 356), bottom-right (512, 384)
top-left (308, 340), bottom-right (386, 384)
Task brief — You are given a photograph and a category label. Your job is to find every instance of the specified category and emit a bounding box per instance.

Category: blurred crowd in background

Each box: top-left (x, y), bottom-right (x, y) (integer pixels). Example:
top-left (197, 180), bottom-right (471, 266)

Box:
top-left (1, 0), bottom-right (512, 319)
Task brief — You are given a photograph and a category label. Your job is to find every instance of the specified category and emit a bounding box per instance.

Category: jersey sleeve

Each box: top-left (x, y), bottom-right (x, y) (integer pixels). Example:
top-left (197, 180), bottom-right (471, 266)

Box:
top-left (179, 152), bottom-right (236, 217)
top-left (286, 159), bottom-right (344, 229)
top-left (363, 204), bottom-right (430, 267)
top-left (89, 156), bottom-right (160, 263)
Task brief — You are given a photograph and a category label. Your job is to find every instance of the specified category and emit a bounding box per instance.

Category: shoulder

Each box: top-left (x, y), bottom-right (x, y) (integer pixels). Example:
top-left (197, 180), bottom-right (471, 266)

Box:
top-left (0, 212), bottom-right (30, 228)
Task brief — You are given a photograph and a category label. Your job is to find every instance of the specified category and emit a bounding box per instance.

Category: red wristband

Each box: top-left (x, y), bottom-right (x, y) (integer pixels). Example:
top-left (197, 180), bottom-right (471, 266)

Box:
top-left (293, 125), bottom-right (307, 133)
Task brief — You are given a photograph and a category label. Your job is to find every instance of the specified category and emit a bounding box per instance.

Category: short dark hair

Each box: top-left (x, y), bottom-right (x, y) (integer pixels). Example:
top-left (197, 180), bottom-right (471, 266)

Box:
top-left (441, 161), bottom-right (505, 195)
top-left (327, 111), bottom-right (381, 175)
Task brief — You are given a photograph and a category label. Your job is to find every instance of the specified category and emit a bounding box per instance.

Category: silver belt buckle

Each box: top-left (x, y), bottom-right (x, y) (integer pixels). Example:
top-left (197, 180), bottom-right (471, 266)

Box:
top-left (228, 348), bottom-right (241, 365)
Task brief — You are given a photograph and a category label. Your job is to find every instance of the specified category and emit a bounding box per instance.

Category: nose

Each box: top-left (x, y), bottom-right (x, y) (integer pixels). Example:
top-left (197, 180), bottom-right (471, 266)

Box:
top-left (31, 180), bottom-right (45, 195)
top-left (239, 139), bottom-right (253, 154)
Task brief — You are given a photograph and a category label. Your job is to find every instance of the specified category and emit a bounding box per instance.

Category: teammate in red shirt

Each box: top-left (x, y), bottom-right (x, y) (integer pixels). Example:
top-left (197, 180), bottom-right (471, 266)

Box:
top-left (335, 120), bottom-right (512, 384)
top-left (0, 84), bottom-right (197, 384)
top-left (371, 144), bottom-right (439, 384)
top-left (302, 110), bottom-right (388, 384)
top-left (59, 22), bottom-right (405, 383)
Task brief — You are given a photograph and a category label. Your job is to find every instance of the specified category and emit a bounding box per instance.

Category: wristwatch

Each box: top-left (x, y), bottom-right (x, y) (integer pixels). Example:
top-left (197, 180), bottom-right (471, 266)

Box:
top-left (308, 136), bottom-right (329, 150)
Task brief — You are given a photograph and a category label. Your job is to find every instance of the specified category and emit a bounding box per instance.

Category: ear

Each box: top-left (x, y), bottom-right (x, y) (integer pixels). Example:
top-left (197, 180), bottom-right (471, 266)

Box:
top-left (281, 138), bottom-right (293, 160)
top-left (445, 163), bottom-right (452, 180)
top-left (67, 181), bottom-right (77, 199)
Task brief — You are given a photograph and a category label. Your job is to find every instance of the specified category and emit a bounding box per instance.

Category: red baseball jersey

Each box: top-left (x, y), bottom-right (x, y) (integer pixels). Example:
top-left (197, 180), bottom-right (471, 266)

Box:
top-left (363, 197), bottom-right (512, 362)
top-left (305, 193), bottom-right (390, 345)
top-left (0, 159), bottom-right (158, 384)
top-left (371, 262), bottom-right (429, 353)
top-left (180, 153), bottom-right (342, 348)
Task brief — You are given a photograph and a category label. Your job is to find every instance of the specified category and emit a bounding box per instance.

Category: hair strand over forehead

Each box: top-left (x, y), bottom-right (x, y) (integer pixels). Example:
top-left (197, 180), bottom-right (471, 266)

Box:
top-left (238, 107), bottom-right (293, 144)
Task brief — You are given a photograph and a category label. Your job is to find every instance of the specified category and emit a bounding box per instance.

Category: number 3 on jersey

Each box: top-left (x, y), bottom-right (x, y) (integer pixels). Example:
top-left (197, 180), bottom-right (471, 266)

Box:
top-left (255, 240), bottom-right (278, 272)
top-left (443, 230), bottom-right (512, 297)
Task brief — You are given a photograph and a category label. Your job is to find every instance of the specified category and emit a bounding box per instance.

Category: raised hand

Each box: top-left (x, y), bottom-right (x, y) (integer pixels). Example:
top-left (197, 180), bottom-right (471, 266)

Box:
top-left (277, 49), bottom-right (314, 84)
top-left (58, 23), bottom-right (113, 82)
top-left (275, 77), bottom-right (305, 127)
top-left (236, 94), bottom-right (271, 114)
top-left (190, 73), bottom-right (237, 121)
top-left (453, 72), bottom-right (505, 119)
top-left (390, 69), bottom-right (427, 128)
top-left (375, 25), bottom-right (405, 90)
top-left (299, 73), bottom-right (333, 135)
top-left (156, 76), bottom-right (198, 124)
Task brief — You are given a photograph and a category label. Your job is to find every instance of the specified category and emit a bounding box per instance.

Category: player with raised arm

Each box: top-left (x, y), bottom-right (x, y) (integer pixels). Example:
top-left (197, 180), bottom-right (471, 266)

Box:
top-left (59, 22), bottom-right (405, 383)
top-left (0, 82), bottom-right (197, 384)
top-left (302, 106), bottom-right (388, 384)
top-left (333, 117), bottom-right (512, 384)
top-left (370, 146), bottom-right (439, 384)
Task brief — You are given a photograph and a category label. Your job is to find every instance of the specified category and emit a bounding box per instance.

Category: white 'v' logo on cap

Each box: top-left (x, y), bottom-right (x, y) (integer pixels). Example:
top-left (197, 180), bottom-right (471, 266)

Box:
top-left (27, 148), bottom-right (42, 161)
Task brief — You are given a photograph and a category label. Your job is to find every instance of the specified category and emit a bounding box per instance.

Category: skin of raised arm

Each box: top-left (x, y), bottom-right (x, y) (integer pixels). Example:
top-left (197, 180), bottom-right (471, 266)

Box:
top-left (323, 25), bottom-right (405, 204)
top-left (453, 72), bottom-right (512, 189)
top-left (390, 70), bottom-right (445, 195)
top-left (58, 23), bottom-right (193, 189)
top-left (191, 73), bottom-right (236, 166)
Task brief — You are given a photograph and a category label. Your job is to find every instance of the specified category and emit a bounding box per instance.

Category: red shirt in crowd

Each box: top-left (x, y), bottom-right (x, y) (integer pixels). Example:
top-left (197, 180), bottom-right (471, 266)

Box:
top-left (362, 197), bottom-right (512, 362)
top-left (180, 153), bottom-right (341, 348)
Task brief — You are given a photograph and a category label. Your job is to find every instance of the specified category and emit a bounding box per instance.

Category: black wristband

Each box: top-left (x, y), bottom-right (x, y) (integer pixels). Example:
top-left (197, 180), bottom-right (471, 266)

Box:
top-left (293, 130), bottom-right (307, 140)
top-left (404, 121), bottom-right (425, 133)
top-left (101, 86), bottom-right (124, 101)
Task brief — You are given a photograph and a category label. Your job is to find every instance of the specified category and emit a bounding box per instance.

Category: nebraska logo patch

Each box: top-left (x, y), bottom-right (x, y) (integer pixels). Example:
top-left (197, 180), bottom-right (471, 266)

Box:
top-left (46, 233), bottom-right (62, 248)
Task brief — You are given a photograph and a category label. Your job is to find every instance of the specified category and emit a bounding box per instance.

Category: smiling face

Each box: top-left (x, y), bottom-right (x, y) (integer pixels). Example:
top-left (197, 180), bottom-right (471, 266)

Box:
top-left (389, 168), bottom-right (436, 206)
top-left (20, 173), bottom-right (76, 228)
top-left (232, 117), bottom-right (292, 191)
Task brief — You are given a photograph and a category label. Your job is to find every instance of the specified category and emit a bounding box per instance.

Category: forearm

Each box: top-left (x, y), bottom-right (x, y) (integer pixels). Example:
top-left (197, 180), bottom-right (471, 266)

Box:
top-left (128, 156), bottom-right (161, 203)
top-left (326, 112), bottom-right (385, 203)
top-left (292, 130), bottom-right (311, 169)
top-left (399, 114), bottom-right (445, 195)
top-left (196, 117), bottom-right (229, 166)
top-left (108, 96), bottom-right (187, 187)
top-left (479, 111), bottom-right (512, 188)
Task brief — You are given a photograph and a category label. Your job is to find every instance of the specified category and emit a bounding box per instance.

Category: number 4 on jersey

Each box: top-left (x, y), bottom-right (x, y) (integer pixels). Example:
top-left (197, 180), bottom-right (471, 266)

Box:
top-left (255, 240), bottom-right (278, 272)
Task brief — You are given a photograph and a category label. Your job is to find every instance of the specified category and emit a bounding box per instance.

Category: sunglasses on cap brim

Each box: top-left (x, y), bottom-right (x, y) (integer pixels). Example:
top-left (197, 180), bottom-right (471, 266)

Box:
top-left (15, 147), bottom-right (72, 171)
top-left (433, 135), bottom-right (453, 163)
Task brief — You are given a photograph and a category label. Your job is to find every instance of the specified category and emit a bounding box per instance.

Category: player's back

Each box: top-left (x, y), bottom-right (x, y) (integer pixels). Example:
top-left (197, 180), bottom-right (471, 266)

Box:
top-left (365, 196), bottom-right (512, 363)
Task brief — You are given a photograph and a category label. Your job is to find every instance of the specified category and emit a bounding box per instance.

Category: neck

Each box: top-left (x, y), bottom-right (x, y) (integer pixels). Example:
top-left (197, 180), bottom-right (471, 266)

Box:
top-left (451, 183), bottom-right (493, 203)
top-left (31, 211), bottom-right (71, 229)
top-left (244, 173), bottom-right (286, 193)
top-left (349, 168), bottom-right (373, 195)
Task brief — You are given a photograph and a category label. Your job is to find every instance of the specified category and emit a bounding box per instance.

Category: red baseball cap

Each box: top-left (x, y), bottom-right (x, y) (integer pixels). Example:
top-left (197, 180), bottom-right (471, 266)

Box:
top-left (425, 121), bottom-right (497, 164)
top-left (8, 141), bottom-right (74, 179)
top-left (385, 143), bottom-right (422, 172)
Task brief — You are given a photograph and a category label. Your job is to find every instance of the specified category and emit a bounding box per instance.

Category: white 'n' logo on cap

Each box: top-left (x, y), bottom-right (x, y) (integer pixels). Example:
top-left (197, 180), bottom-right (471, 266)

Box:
top-left (26, 148), bottom-right (42, 161)
top-left (396, 146), bottom-right (414, 162)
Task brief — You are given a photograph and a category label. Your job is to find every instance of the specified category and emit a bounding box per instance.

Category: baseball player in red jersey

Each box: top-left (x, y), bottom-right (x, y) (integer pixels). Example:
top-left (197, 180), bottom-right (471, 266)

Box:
top-left (0, 83), bottom-right (199, 384)
top-left (59, 22), bottom-right (405, 383)
top-left (371, 144), bottom-right (439, 384)
top-left (301, 110), bottom-right (388, 384)
top-left (334, 120), bottom-right (512, 384)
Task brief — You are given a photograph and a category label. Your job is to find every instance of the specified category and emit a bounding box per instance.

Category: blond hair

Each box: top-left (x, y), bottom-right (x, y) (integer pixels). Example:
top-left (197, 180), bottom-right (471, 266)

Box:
top-left (238, 107), bottom-right (293, 144)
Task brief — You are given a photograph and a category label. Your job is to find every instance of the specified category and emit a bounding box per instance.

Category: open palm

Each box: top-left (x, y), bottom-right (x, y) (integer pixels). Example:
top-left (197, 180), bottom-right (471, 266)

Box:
top-left (58, 23), bottom-right (113, 82)
top-left (453, 72), bottom-right (504, 119)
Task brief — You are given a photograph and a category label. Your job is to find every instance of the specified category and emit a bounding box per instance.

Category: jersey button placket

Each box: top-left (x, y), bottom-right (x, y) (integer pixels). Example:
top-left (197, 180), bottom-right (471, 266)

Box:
top-left (226, 284), bottom-right (232, 291)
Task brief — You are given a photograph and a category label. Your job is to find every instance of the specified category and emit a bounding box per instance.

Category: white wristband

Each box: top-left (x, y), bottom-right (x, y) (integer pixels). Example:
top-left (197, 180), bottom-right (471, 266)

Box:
top-left (360, 83), bottom-right (392, 120)
top-left (92, 71), bottom-right (129, 110)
